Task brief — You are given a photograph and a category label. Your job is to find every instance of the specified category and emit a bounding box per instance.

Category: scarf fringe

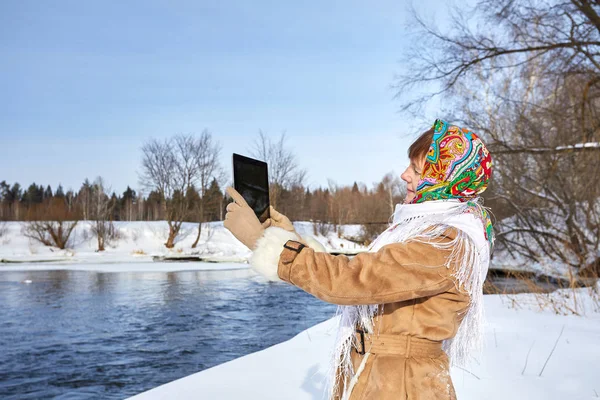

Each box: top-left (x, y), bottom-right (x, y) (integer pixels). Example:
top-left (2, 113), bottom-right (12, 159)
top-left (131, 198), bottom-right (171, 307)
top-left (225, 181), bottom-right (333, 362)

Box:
top-left (325, 303), bottom-right (380, 400)
top-left (326, 199), bottom-right (492, 400)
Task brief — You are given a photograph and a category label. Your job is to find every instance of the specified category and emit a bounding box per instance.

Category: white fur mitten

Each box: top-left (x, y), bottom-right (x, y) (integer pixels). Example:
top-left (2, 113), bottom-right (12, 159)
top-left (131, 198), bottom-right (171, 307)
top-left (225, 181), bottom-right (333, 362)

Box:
top-left (250, 227), bottom-right (299, 281)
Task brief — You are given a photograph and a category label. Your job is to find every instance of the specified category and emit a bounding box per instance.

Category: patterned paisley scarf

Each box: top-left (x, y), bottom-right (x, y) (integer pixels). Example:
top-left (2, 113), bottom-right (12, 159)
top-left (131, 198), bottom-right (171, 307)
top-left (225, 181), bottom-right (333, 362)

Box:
top-left (329, 119), bottom-right (494, 400)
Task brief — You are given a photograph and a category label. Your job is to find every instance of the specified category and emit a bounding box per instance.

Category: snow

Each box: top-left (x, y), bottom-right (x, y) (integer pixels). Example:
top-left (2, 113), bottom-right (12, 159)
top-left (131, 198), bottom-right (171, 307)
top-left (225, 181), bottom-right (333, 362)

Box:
top-left (0, 218), bottom-right (589, 280)
top-left (0, 221), bottom-right (368, 271)
top-left (556, 142), bottom-right (600, 150)
top-left (128, 286), bottom-right (600, 400)
top-left (293, 222), bottom-right (367, 253)
top-left (0, 261), bottom-right (251, 273)
top-left (517, 142), bottom-right (600, 153)
top-left (0, 221), bottom-right (249, 264)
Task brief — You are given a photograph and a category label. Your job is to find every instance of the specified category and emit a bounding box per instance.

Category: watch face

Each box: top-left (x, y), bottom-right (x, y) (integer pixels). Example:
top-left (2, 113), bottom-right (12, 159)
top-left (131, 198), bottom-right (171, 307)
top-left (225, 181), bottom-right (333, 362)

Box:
top-left (284, 241), bottom-right (305, 252)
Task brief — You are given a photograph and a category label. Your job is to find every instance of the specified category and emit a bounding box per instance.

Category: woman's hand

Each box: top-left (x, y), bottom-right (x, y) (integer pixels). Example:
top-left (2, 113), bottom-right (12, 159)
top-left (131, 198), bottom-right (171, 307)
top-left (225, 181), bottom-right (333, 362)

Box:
top-left (223, 187), bottom-right (269, 250)
top-left (267, 206), bottom-right (295, 232)
top-left (266, 206), bottom-right (304, 240)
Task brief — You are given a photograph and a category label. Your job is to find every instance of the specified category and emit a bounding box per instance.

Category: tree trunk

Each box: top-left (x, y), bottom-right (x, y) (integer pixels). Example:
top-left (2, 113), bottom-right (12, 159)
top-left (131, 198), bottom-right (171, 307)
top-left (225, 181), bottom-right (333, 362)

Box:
top-left (165, 229), bottom-right (176, 248)
top-left (165, 221), bottom-right (180, 248)
top-left (219, 196), bottom-right (224, 221)
top-left (191, 202), bottom-right (204, 248)
top-left (192, 222), bottom-right (202, 248)
top-left (97, 235), bottom-right (105, 251)
top-left (96, 220), bottom-right (105, 251)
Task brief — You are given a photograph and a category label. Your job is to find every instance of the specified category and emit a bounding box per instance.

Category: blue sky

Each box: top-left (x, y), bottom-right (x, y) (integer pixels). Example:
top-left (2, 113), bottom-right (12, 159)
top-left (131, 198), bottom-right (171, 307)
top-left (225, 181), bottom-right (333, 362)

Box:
top-left (0, 0), bottom-right (447, 195)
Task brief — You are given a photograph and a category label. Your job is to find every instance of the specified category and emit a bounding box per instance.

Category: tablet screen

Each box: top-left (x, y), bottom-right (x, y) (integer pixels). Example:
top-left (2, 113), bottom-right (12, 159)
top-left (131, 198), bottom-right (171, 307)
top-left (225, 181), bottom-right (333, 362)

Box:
top-left (233, 154), bottom-right (270, 223)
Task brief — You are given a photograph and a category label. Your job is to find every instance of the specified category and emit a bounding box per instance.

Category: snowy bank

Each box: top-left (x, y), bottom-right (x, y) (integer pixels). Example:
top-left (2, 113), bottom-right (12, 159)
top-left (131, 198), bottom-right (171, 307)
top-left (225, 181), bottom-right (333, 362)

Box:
top-left (128, 288), bottom-right (600, 400)
top-left (0, 261), bottom-right (252, 273)
top-left (0, 220), bottom-right (588, 282)
top-left (0, 221), bottom-right (366, 268)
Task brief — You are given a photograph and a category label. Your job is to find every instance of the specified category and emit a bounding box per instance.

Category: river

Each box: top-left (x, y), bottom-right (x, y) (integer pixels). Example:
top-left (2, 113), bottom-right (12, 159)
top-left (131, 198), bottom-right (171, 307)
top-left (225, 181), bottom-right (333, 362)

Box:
top-left (0, 266), bottom-right (337, 399)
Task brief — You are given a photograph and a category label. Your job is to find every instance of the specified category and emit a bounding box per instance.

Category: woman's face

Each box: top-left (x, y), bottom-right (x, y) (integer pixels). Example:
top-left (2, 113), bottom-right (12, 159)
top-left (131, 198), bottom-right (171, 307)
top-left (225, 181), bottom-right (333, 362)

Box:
top-left (401, 156), bottom-right (425, 204)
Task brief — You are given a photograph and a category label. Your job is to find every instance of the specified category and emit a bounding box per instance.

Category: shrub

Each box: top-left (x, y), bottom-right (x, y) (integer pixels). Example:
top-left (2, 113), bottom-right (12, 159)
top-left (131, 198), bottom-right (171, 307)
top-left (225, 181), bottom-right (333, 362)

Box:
top-left (23, 198), bottom-right (79, 249)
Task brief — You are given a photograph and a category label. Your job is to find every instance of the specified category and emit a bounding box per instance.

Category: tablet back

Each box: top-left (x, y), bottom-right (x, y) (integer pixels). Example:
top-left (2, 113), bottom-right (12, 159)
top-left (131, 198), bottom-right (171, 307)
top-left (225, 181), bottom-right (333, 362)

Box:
top-left (232, 153), bottom-right (270, 223)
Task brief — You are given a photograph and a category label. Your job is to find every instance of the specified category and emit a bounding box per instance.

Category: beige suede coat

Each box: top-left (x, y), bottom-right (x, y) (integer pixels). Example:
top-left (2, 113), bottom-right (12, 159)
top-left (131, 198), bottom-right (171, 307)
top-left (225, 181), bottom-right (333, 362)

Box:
top-left (276, 229), bottom-right (470, 400)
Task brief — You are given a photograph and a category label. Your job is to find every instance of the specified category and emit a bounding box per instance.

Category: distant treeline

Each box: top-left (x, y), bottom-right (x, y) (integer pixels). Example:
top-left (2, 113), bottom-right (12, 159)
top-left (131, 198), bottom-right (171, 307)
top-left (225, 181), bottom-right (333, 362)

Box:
top-left (0, 173), bottom-right (408, 244)
top-left (0, 176), bottom-right (403, 227)
top-left (0, 179), bottom-right (225, 223)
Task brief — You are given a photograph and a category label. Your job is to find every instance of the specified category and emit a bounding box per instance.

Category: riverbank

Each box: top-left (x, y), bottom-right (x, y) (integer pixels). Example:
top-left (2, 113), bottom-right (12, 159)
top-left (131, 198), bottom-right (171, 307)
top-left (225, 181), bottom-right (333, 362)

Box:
top-left (0, 261), bottom-right (252, 273)
top-left (128, 285), bottom-right (600, 400)
top-left (1, 221), bottom-right (592, 290)
top-left (0, 221), bottom-right (366, 266)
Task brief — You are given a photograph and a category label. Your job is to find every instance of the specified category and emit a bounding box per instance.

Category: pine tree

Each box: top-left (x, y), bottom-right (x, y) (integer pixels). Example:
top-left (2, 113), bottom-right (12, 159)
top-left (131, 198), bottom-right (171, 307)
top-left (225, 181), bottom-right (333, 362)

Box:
top-left (10, 183), bottom-right (22, 202)
top-left (0, 181), bottom-right (10, 202)
top-left (43, 185), bottom-right (53, 200)
top-left (55, 185), bottom-right (65, 198)
top-left (121, 186), bottom-right (137, 221)
top-left (203, 178), bottom-right (224, 221)
top-left (23, 183), bottom-right (44, 204)
top-left (146, 190), bottom-right (163, 220)
top-left (110, 192), bottom-right (119, 221)
top-left (122, 186), bottom-right (136, 202)
top-left (78, 178), bottom-right (92, 220)
top-left (185, 186), bottom-right (201, 222)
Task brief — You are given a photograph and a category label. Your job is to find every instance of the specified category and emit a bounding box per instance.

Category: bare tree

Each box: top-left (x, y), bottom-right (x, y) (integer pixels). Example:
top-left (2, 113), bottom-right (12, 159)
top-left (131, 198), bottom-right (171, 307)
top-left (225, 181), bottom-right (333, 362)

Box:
top-left (89, 177), bottom-right (117, 251)
top-left (191, 130), bottom-right (224, 248)
top-left (250, 130), bottom-right (307, 208)
top-left (397, 0), bottom-right (600, 276)
top-left (23, 198), bottom-right (79, 249)
top-left (380, 172), bottom-right (404, 216)
top-left (327, 179), bottom-right (355, 230)
top-left (356, 174), bottom-right (404, 244)
top-left (140, 135), bottom-right (201, 248)
top-left (461, 68), bottom-right (600, 275)
top-left (397, 0), bottom-right (600, 117)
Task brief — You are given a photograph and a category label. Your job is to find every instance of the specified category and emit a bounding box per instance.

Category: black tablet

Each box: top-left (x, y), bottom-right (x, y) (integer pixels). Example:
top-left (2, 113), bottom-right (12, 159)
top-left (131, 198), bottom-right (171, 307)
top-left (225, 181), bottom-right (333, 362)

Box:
top-left (232, 153), bottom-right (271, 223)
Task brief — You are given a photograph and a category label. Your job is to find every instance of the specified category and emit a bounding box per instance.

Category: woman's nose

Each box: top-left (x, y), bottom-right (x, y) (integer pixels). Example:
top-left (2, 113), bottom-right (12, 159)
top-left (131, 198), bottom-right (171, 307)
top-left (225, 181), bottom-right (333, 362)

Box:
top-left (400, 169), bottom-right (410, 183)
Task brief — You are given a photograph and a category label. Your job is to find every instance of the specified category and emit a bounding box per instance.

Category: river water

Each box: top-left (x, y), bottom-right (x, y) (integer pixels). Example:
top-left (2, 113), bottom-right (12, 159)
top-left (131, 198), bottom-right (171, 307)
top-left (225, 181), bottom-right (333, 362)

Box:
top-left (0, 266), bottom-right (337, 399)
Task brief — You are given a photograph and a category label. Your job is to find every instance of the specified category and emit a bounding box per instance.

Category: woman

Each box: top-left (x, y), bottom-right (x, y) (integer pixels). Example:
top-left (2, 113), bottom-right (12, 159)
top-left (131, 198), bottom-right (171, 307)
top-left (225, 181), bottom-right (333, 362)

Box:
top-left (224, 119), bottom-right (493, 400)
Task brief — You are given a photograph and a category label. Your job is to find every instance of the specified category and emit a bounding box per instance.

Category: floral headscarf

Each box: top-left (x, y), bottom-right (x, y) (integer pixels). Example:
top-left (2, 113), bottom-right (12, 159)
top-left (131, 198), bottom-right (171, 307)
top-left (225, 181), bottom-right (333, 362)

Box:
top-left (412, 119), bottom-right (494, 244)
top-left (412, 119), bottom-right (492, 203)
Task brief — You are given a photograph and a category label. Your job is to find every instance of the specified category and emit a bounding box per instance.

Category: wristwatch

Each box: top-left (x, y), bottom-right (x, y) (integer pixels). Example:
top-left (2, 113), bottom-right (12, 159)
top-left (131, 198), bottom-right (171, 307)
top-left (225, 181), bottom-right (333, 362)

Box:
top-left (283, 240), bottom-right (306, 253)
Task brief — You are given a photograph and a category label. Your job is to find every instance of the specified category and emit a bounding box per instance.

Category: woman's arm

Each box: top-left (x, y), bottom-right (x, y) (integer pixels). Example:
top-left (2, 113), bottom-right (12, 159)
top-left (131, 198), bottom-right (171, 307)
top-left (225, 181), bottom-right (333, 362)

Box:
top-left (251, 227), bottom-right (460, 305)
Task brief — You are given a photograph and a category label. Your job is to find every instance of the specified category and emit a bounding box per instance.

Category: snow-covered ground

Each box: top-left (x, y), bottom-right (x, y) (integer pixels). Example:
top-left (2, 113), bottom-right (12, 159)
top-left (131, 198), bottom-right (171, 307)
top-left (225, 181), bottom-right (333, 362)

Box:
top-left (0, 221), bottom-right (366, 271)
top-left (128, 286), bottom-right (600, 400)
top-left (0, 261), bottom-right (252, 273)
top-left (3, 220), bottom-right (598, 398)
top-left (0, 220), bottom-right (593, 282)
